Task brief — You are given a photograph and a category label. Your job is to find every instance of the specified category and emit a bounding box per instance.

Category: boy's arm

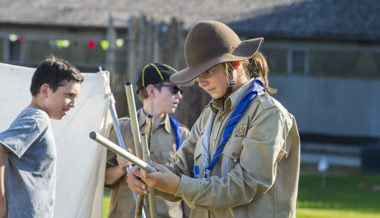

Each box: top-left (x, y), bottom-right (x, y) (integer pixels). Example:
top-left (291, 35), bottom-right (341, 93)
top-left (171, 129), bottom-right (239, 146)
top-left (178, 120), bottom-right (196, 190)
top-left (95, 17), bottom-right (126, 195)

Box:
top-left (0, 144), bottom-right (7, 218)
top-left (105, 155), bottom-right (130, 185)
top-left (104, 125), bottom-right (131, 186)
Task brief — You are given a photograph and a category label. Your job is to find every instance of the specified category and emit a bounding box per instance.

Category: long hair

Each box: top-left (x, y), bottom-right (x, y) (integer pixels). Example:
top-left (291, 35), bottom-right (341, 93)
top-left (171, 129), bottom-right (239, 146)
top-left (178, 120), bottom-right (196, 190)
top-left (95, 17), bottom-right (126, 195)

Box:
top-left (243, 51), bottom-right (277, 94)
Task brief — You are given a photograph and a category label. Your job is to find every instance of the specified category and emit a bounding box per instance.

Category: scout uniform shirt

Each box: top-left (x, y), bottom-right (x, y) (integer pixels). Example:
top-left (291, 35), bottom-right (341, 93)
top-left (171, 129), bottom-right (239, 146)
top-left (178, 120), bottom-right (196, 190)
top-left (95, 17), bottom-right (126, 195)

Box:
top-left (106, 110), bottom-right (190, 218)
top-left (159, 78), bottom-right (300, 218)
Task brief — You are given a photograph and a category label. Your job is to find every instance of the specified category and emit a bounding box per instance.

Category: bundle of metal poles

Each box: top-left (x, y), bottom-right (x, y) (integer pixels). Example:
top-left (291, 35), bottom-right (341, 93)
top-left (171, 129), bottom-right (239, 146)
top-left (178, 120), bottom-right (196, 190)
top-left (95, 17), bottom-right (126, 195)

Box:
top-left (89, 71), bottom-right (157, 218)
top-left (124, 81), bottom-right (157, 218)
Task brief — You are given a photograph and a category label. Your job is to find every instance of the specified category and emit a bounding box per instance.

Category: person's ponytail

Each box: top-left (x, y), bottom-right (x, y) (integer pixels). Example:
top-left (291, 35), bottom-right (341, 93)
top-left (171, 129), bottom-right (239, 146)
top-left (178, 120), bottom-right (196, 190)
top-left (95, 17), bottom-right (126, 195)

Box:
top-left (243, 51), bottom-right (277, 94)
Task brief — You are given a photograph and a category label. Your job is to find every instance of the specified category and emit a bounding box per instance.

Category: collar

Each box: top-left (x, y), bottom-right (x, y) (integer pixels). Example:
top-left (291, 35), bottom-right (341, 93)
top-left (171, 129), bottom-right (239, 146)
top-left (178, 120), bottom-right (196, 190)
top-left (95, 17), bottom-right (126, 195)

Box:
top-left (137, 109), bottom-right (147, 129)
top-left (163, 113), bottom-right (172, 133)
top-left (137, 109), bottom-right (171, 133)
top-left (210, 78), bottom-right (256, 114)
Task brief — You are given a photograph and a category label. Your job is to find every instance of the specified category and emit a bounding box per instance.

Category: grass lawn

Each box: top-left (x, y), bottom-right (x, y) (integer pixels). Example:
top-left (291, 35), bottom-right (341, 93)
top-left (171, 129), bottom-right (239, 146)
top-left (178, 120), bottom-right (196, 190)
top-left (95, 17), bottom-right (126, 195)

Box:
top-left (103, 164), bottom-right (380, 217)
top-left (103, 188), bottom-right (111, 218)
top-left (297, 164), bottom-right (380, 218)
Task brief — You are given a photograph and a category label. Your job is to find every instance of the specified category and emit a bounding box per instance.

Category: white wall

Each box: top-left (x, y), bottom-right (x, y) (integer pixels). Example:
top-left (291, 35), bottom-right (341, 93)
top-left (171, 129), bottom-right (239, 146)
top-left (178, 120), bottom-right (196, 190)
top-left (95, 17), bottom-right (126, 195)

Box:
top-left (270, 75), bottom-right (380, 138)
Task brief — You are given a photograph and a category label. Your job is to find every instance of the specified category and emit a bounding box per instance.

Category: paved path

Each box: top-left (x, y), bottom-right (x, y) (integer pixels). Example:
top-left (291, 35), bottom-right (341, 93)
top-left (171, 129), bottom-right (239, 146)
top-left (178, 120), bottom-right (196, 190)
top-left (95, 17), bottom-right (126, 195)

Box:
top-left (301, 142), bottom-right (361, 167)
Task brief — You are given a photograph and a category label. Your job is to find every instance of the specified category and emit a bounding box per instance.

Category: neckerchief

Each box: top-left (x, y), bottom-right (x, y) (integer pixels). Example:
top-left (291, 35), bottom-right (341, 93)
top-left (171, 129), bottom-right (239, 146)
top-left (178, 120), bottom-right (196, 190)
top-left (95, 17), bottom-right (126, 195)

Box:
top-left (168, 114), bottom-right (182, 151)
top-left (194, 78), bottom-right (265, 178)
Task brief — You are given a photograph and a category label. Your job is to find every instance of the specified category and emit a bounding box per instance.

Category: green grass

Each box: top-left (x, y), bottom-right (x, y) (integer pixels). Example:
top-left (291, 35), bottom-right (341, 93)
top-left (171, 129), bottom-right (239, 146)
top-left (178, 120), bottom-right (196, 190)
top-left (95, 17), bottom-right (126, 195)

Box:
top-left (103, 188), bottom-right (111, 218)
top-left (296, 164), bottom-right (380, 218)
top-left (297, 208), bottom-right (380, 218)
top-left (103, 165), bottom-right (380, 218)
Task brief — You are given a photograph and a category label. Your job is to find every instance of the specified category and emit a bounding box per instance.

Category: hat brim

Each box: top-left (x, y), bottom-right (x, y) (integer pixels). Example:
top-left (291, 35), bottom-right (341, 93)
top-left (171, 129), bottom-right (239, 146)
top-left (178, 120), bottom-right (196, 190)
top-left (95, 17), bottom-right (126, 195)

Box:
top-left (170, 37), bottom-right (263, 85)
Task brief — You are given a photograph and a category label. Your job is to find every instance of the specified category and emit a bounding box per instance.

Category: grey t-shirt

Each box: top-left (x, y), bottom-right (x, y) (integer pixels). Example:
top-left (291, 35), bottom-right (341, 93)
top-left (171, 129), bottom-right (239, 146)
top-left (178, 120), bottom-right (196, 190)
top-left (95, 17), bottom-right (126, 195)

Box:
top-left (0, 107), bottom-right (56, 218)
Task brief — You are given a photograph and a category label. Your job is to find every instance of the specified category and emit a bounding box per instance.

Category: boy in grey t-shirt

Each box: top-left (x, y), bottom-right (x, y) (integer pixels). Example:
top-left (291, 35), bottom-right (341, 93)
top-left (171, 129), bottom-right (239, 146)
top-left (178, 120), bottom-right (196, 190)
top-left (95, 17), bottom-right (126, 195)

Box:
top-left (0, 56), bottom-right (84, 218)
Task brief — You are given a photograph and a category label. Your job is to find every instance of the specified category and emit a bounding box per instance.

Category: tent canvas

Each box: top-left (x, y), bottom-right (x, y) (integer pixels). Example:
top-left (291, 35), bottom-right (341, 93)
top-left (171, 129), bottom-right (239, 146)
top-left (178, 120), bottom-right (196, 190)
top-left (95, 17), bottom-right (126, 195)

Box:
top-left (0, 63), bottom-right (112, 218)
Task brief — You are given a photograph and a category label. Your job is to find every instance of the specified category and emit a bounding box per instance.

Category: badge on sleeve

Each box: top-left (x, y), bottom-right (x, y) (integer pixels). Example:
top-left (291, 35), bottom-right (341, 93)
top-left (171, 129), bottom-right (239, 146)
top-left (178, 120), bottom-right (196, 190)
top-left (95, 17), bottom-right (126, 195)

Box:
top-left (235, 124), bottom-right (246, 137)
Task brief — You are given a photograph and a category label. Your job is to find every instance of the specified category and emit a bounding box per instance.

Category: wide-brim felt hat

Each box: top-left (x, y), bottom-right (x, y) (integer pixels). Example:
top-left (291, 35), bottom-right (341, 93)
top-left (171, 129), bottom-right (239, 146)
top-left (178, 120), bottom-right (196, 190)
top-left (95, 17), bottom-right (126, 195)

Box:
top-left (170, 21), bottom-right (263, 85)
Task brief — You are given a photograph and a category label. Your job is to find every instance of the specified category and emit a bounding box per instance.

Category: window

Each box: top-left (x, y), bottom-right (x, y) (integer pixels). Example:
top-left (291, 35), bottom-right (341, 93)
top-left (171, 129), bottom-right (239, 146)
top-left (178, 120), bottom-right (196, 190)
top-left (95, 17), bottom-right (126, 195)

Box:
top-left (288, 49), bottom-right (308, 74)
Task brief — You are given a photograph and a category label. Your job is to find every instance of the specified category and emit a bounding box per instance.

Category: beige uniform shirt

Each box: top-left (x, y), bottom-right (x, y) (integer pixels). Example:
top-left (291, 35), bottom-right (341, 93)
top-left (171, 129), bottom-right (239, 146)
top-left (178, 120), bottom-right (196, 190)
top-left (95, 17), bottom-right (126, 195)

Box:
top-left (106, 110), bottom-right (190, 218)
top-left (159, 79), bottom-right (300, 218)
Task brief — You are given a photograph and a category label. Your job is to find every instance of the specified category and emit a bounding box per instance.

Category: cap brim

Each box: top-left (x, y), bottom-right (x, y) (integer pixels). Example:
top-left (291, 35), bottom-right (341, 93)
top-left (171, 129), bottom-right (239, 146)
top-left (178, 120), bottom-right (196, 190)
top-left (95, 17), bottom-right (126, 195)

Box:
top-left (170, 37), bottom-right (263, 85)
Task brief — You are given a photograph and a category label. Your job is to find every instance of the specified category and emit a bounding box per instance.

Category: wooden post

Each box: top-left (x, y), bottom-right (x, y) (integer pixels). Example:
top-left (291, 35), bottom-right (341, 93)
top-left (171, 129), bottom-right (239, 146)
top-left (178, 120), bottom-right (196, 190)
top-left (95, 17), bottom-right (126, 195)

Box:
top-left (106, 12), bottom-right (116, 74)
top-left (137, 16), bottom-right (146, 73)
top-left (146, 20), bottom-right (154, 63)
top-left (128, 16), bottom-right (137, 84)
top-left (153, 23), bottom-right (160, 63)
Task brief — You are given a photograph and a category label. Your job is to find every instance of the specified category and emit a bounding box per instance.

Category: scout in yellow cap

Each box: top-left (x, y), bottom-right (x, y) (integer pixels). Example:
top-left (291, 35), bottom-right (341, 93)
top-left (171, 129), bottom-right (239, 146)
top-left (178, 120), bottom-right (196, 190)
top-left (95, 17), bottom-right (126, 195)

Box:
top-left (105, 63), bottom-right (190, 218)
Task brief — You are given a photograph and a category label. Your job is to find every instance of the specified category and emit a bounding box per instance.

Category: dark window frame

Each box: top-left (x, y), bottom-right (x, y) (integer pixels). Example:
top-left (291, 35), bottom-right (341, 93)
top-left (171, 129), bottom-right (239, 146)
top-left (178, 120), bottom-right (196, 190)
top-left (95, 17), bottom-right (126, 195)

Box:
top-left (288, 49), bottom-right (309, 75)
top-left (5, 38), bottom-right (25, 64)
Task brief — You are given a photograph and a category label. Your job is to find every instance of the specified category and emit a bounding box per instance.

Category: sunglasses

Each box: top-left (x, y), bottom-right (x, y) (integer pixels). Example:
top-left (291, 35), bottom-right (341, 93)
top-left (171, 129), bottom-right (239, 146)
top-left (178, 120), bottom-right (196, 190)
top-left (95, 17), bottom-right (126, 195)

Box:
top-left (154, 84), bottom-right (184, 95)
top-left (198, 64), bottom-right (219, 79)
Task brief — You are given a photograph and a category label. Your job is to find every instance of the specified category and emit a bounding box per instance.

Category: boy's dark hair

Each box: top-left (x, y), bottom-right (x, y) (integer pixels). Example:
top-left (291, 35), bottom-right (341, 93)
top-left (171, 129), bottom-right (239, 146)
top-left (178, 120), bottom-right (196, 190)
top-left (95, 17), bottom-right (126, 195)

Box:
top-left (30, 56), bottom-right (84, 96)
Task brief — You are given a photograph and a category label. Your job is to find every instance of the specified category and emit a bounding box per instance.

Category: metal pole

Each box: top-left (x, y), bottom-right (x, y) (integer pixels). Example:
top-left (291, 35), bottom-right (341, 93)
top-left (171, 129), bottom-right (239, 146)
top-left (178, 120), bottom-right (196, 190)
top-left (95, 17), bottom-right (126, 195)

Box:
top-left (124, 81), bottom-right (142, 158)
top-left (99, 66), bottom-right (142, 212)
top-left (107, 90), bottom-right (142, 203)
top-left (109, 97), bottom-right (127, 151)
top-left (89, 132), bottom-right (155, 172)
top-left (124, 81), bottom-right (146, 218)
top-left (90, 129), bottom-right (151, 218)
top-left (145, 114), bottom-right (153, 146)
top-left (141, 131), bottom-right (157, 218)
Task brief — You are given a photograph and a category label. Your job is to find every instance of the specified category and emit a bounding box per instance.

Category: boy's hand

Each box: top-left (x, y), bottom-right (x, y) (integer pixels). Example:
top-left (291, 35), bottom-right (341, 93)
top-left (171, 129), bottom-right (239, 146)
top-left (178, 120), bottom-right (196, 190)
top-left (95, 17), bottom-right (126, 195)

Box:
top-left (127, 162), bottom-right (180, 195)
top-left (127, 166), bottom-right (148, 195)
top-left (116, 148), bottom-right (132, 170)
top-left (104, 148), bottom-right (132, 185)
top-left (116, 155), bottom-right (131, 169)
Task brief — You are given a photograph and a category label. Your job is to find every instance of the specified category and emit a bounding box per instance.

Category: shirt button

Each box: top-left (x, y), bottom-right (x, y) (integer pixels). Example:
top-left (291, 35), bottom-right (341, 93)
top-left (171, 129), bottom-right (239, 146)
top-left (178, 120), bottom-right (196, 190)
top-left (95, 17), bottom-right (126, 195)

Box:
top-left (232, 152), bottom-right (237, 157)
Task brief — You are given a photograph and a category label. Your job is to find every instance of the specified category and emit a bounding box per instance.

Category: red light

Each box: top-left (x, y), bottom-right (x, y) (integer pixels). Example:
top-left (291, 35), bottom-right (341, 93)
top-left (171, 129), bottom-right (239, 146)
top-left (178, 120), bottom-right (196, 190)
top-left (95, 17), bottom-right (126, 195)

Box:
top-left (87, 41), bottom-right (96, 49)
top-left (18, 35), bottom-right (25, 42)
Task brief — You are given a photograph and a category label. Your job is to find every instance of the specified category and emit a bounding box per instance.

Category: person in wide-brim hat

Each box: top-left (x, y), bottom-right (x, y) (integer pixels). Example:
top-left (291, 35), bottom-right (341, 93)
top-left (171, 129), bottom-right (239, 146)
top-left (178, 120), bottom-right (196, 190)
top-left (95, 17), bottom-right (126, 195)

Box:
top-left (127, 20), bottom-right (300, 218)
top-left (170, 20), bottom-right (263, 85)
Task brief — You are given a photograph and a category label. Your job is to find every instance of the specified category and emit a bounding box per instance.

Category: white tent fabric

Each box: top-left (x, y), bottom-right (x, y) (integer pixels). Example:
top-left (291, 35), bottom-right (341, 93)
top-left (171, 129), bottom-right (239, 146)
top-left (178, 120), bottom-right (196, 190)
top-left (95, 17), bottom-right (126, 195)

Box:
top-left (0, 63), bottom-right (112, 218)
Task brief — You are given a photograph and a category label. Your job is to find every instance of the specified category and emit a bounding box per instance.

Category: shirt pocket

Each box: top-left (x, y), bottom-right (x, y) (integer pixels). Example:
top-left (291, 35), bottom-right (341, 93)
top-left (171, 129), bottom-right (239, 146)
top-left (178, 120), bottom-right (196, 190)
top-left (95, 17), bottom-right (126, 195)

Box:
top-left (276, 147), bottom-right (288, 163)
top-left (221, 138), bottom-right (243, 177)
top-left (159, 150), bottom-right (177, 165)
